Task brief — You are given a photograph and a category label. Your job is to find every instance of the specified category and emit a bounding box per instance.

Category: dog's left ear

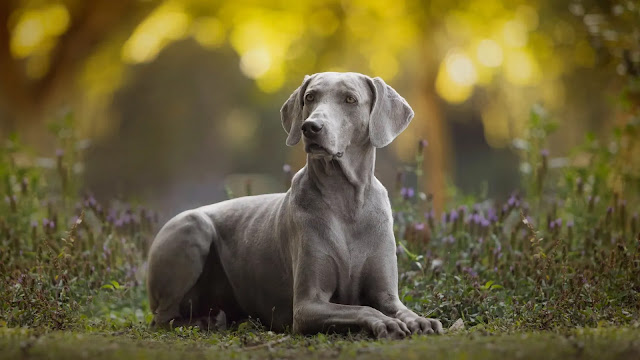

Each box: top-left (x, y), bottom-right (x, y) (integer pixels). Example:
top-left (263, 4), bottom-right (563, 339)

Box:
top-left (366, 76), bottom-right (414, 148)
top-left (280, 75), bottom-right (313, 146)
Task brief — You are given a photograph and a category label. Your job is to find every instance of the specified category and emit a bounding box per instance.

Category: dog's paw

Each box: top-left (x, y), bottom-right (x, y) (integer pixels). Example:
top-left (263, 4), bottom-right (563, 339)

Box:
top-left (372, 318), bottom-right (410, 340)
top-left (404, 317), bottom-right (443, 335)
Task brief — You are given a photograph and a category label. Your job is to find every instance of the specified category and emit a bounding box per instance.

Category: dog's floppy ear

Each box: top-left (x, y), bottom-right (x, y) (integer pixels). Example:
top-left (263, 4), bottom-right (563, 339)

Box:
top-left (366, 76), bottom-right (414, 148)
top-left (281, 75), bottom-right (313, 146)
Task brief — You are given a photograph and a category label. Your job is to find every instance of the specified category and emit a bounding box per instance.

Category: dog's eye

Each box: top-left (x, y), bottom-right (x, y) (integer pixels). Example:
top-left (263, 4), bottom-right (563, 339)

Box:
top-left (305, 93), bottom-right (314, 102)
top-left (346, 96), bottom-right (357, 104)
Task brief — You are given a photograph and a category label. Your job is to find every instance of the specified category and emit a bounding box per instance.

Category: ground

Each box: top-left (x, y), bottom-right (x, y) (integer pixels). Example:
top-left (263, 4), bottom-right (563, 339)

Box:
top-left (2, 327), bottom-right (640, 360)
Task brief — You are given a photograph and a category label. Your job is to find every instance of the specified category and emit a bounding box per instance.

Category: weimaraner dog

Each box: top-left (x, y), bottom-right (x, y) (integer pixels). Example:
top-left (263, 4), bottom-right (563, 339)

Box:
top-left (147, 72), bottom-right (443, 339)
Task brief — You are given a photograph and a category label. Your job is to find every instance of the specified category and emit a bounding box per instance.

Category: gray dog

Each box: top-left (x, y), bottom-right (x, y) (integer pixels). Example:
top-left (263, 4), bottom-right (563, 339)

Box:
top-left (147, 72), bottom-right (443, 339)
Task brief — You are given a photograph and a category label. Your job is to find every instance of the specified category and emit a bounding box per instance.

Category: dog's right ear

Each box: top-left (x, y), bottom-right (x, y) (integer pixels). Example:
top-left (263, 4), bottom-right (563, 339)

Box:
top-left (280, 75), bottom-right (313, 146)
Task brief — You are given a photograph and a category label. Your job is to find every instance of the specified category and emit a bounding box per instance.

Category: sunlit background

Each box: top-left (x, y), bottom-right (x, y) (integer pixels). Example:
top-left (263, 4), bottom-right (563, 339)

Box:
top-left (0, 0), bottom-right (636, 217)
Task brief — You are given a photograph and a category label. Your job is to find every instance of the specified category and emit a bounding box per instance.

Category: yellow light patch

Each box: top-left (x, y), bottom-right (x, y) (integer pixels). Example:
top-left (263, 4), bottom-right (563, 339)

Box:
top-left (310, 9), bottom-right (339, 37)
top-left (240, 47), bottom-right (272, 79)
top-left (477, 39), bottom-right (503, 68)
top-left (370, 52), bottom-right (399, 80)
top-left (10, 3), bottom-right (70, 58)
top-left (435, 50), bottom-right (477, 104)
top-left (503, 20), bottom-right (528, 48)
top-left (192, 17), bottom-right (225, 48)
top-left (516, 5), bottom-right (539, 31)
top-left (121, 3), bottom-right (190, 64)
top-left (446, 51), bottom-right (477, 86)
top-left (504, 50), bottom-right (540, 85)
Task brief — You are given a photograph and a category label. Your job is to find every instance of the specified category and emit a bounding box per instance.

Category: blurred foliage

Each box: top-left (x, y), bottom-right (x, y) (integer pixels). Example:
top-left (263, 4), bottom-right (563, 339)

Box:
top-left (1, 0), bottom-right (627, 148)
top-left (0, 117), bottom-right (155, 328)
top-left (393, 107), bottom-right (639, 329)
top-left (1, 106), bottom-right (638, 332)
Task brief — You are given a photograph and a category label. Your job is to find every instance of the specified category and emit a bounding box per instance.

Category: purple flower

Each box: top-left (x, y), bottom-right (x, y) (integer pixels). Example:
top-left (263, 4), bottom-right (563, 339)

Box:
top-left (540, 149), bottom-right (549, 157)
top-left (425, 209), bottom-right (435, 220)
top-left (450, 209), bottom-right (459, 222)
top-left (508, 196), bottom-right (517, 207)
top-left (55, 149), bottom-right (64, 157)
top-left (567, 220), bottom-right (574, 228)
top-left (502, 204), bottom-right (509, 214)
top-left (401, 187), bottom-right (415, 199)
top-left (396, 245), bottom-right (405, 256)
top-left (419, 139), bottom-right (428, 149)
top-left (463, 267), bottom-right (478, 278)
top-left (414, 223), bottom-right (425, 231)
top-left (525, 216), bottom-right (534, 226)
top-left (480, 219), bottom-right (491, 228)
top-left (31, 220), bottom-right (38, 228)
top-left (472, 213), bottom-right (481, 225)
top-left (444, 235), bottom-right (455, 244)
top-left (42, 218), bottom-right (50, 227)
top-left (282, 164), bottom-right (291, 173)
top-left (555, 218), bottom-right (563, 228)
top-left (102, 243), bottom-right (111, 258)
top-left (493, 243), bottom-right (502, 255)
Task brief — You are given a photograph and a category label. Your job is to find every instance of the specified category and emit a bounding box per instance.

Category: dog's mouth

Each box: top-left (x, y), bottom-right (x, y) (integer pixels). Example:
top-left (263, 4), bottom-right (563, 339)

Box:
top-left (305, 143), bottom-right (344, 158)
top-left (306, 144), bottom-right (328, 154)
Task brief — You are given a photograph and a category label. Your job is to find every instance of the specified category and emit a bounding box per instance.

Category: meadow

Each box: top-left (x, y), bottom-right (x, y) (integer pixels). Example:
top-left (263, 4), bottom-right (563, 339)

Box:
top-left (1, 109), bottom-right (639, 359)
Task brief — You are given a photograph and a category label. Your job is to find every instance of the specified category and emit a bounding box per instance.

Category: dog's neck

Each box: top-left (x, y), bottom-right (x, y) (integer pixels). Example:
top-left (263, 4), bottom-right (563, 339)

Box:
top-left (305, 145), bottom-right (375, 210)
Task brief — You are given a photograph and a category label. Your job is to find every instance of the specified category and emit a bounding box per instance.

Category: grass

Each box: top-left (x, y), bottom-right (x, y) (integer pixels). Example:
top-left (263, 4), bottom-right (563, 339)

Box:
top-left (1, 108), bottom-right (640, 358)
top-left (3, 326), bottom-right (640, 359)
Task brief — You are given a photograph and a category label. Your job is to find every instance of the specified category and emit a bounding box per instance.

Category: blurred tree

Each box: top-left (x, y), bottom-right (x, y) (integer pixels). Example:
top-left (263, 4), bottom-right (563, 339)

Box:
top-left (0, 0), bottom-right (155, 142)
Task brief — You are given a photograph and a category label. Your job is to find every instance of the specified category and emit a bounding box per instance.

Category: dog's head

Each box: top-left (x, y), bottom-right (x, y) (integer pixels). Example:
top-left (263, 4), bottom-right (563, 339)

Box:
top-left (280, 72), bottom-right (414, 159)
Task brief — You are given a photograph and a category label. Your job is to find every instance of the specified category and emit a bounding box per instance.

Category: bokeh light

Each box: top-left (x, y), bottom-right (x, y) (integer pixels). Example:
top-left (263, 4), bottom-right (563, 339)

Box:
top-left (477, 39), bottom-right (503, 68)
top-left (436, 50), bottom-right (477, 103)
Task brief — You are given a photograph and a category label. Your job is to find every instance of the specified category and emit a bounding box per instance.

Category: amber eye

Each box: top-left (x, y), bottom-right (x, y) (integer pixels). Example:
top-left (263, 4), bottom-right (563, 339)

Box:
top-left (346, 95), bottom-right (357, 104)
top-left (305, 93), bottom-right (314, 102)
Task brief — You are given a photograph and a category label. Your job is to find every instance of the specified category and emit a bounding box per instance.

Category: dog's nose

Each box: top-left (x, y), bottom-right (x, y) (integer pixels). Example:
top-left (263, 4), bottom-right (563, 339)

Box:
top-left (301, 119), bottom-right (324, 137)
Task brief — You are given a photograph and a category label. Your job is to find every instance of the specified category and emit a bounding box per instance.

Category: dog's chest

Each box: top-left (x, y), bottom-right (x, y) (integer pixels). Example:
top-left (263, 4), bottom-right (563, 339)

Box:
top-left (329, 209), bottom-right (391, 303)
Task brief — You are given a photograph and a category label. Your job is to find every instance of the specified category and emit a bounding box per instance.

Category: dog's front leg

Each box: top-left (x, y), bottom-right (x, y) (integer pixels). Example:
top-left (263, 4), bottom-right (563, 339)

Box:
top-left (291, 246), bottom-right (410, 339)
top-left (293, 298), bottom-right (410, 339)
top-left (364, 252), bottom-right (443, 335)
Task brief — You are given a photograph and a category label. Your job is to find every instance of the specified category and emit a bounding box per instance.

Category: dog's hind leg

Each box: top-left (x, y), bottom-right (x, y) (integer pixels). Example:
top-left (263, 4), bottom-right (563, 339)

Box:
top-left (147, 210), bottom-right (216, 328)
